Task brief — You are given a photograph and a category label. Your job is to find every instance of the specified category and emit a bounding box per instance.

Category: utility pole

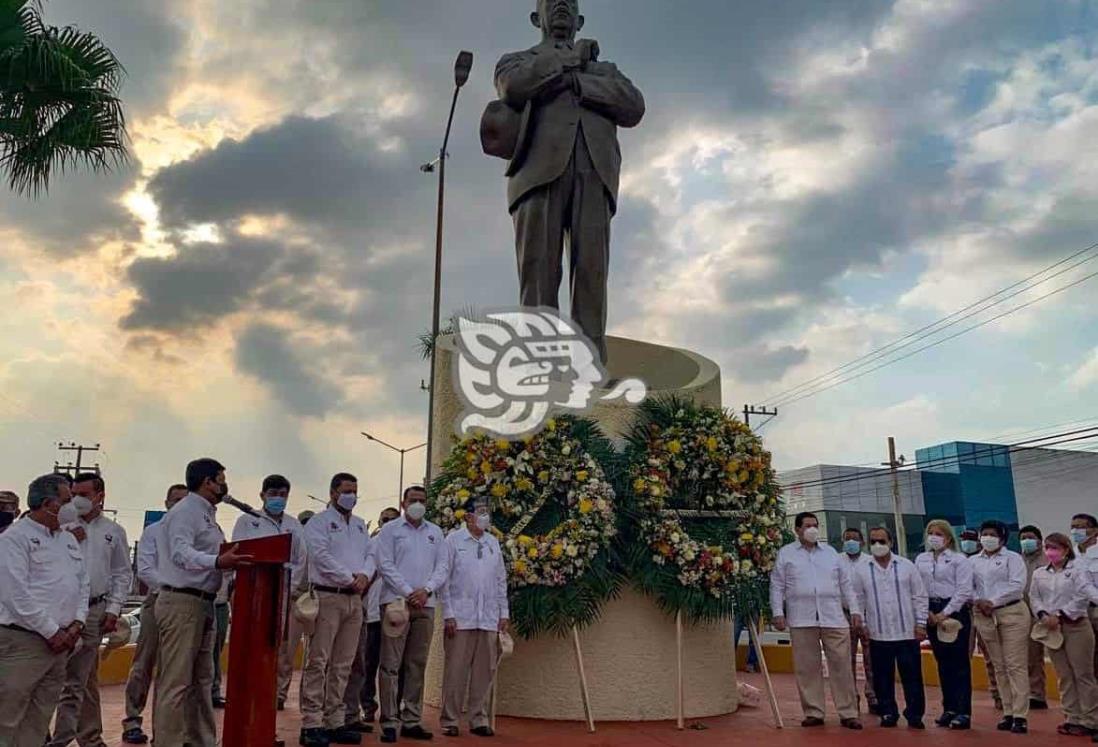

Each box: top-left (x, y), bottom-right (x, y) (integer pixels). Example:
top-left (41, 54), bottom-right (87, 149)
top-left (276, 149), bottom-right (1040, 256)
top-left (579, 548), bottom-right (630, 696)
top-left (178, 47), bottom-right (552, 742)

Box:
top-left (54, 442), bottom-right (100, 478)
top-left (742, 405), bottom-right (778, 428)
top-left (882, 436), bottom-right (907, 556)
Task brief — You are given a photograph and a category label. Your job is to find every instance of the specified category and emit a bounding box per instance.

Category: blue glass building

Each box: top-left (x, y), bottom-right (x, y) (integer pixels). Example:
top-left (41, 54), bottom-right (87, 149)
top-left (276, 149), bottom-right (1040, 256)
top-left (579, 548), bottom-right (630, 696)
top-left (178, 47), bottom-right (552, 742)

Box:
top-left (915, 441), bottom-right (1019, 536)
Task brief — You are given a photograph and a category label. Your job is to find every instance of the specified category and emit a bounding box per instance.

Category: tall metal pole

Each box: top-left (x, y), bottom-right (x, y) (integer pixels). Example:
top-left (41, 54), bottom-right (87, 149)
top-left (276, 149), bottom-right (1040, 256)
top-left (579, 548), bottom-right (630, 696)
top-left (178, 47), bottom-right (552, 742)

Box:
top-left (399, 450), bottom-right (405, 501)
top-left (887, 436), bottom-right (907, 556)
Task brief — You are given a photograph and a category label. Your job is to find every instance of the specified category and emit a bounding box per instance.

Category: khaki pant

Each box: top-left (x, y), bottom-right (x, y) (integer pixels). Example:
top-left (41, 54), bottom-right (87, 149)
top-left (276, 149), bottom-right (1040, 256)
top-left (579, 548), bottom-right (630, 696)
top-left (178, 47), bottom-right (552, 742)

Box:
top-left (974, 601), bottom-right (1032, 719)
top-left (152, 590), bottom-right (216, 747)
top-left (790, 627), bottom-right (858, 721)
top-left (970, 623), bottom-right (1001, 702)
top-left (379, 605), bottom-right (435, 730)
top-left (441, 630), bottom-right (498, 730)
top-left (277, 608), bottom-right (308, 705)
top-left (847, 623), bottom-right (875, 706)
top-left (301, 591), bottom-right (362, 730)
top-left (1028, 635), bottom-right (1047, 702)
top-left (123, 592), bottom-right (160, 731)
top-left (0, 626), bottom-right (67, 747)
top-left (48, 601), bottom-right (107, 747)
top-left (1048, 618), bottom-right (1098, 729)
top-left (1090, 605), bottom-right (1098, 677)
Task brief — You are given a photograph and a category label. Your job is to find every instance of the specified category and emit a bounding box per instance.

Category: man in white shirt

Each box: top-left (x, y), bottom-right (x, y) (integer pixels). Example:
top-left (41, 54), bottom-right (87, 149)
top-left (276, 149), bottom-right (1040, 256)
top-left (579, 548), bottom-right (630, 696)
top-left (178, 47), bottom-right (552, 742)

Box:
top-left (971, 519), bottom-right (1031, 733)
top-left (852, 526), bottom-right (929, 729)
top-left (230, 474), bottom-right (307, 712)
top-left (840, 527), bottom-right (877, 715)
top-left (121, 484), bottom-right (187, 745)
top-left (770, 512), bottom-right (863, 729)
top-left (343, 506), bottom-right (401, 733)
top-left (300, 473), bottom-right (372, 747)
top-left (1071, 512), bottom-right (1098, 678)
top-left (0, 474), bottom-right (88, 746)
top-left (0, 489), bottom-right (19, 533)
top-left (439, 498), bottom-right (509, 737)
top-left (1019, 524), bottom-right (1049, 710)
top-left (48, 473), bottom-right (133, 747)
top-left (152, 458), bottom-right (252, 747)
top-left (377, 485), bottom-right (450, 743)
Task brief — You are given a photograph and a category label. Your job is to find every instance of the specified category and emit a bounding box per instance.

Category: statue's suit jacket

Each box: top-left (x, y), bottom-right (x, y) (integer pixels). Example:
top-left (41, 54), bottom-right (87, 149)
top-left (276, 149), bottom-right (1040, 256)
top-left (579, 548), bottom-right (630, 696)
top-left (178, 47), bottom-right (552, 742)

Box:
top-left (494, 41), bottom-right (645, 214)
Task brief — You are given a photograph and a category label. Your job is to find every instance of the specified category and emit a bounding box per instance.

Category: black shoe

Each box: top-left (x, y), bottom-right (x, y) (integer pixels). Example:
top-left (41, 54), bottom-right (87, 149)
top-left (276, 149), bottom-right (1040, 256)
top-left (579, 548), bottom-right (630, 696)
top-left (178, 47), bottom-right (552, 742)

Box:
top-left (840, 718), bottom-right (863, 730)
top-left (470, 727), bottom-right (495, 738)
top-left (441, 727), bottom-right (459, 737)
top-left (908, 720), bottom-right (926, 730)
top-left (278, 699), bottom-right (286, 712)
top-left (122, 728), bottom-right (149, 745)
top-left (299, 728), bottom-right (330, 747)
top-left (801, 717), bottom-right (825, 727)
top-left (997, 717), bottom-right (1015, 731)
top-left (1030, 699), bottom-right (1048, 710)
top-left (346, 722), bottom-right (374, 734)
top-left (1011, 718), bottom-right (1028, 734)
top-left (867, 702), bottom-right (880, 716)
top-left (399, 725), bottom-right (433, 741)
top-left (936, 712), bottom-right (957, 727)
top-left (881, 716), bottom-right (899, 728)
top-left (212, 694), bottom-right (227, 709)
top-left (380, 729), bottom-right (397, 744)
top-left (949, 715), bottom-right (972, 731)
top-left (327, 727), bottom-right (362, 745)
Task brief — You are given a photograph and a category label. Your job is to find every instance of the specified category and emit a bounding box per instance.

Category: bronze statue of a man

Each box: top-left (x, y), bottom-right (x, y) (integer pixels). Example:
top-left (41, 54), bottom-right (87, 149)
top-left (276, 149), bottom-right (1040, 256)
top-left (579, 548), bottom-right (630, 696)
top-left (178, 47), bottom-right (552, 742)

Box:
top-left (486, 0), bottom-right (645, 363)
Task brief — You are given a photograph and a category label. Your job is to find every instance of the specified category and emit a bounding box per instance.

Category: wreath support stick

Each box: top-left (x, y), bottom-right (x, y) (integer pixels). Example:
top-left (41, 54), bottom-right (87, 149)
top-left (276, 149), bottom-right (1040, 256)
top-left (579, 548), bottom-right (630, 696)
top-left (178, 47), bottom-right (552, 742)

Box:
top-left (748, 619), bottom-right (783, 729)
top-left (571, 626), bottom-right (596, 733)
top-left (675, 610), bottom-right (685, 730)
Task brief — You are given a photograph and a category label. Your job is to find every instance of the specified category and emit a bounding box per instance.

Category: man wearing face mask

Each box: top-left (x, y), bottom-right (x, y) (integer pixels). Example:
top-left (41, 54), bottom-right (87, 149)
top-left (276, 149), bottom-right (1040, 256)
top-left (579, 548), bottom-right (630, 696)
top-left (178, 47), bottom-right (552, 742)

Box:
top-left (960, 528), bottom-right (1002, 709)
top-left (343, 507), bottom-right (402, 734)
top-left (47, 473), bottom-right (132, 747)
top-left (0, 490), bottom-right (20, 533)
top-left (439, 497), bottom-right (509, 737)
top-left (300, 473), bottom-right (372, 747)
top-left (971, 520), bottom-right (1031, 734)
top-left (770, 512), bottom-right (863, 729)
top-left (377, 486), bottom-right (450, 743)
top-left (1018, 525), bottom-right (1049, 711)
top-left (852, 527), bottom-right (929, 729)
top-left (230, 474), bottom-right (307, 712)
top-left (153, 458), bottom-right (253, 747)
top-left (1072, 513), bottom-right (1098, 680)
top-left (840, 527), bottom-right (877, 715)
top-left (0, 474), bottom-right (87, 745)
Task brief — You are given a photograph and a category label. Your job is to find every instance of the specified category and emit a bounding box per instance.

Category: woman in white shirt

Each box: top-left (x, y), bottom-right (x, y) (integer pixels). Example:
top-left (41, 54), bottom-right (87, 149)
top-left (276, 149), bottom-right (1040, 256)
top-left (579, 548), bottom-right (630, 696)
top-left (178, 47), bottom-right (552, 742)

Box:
top-left (971, 520), bottom-right (1031, 734)
top-left (915, 520), bottom-right (974, 730)
top-left (1029, 532), bottom-right (1098, 737)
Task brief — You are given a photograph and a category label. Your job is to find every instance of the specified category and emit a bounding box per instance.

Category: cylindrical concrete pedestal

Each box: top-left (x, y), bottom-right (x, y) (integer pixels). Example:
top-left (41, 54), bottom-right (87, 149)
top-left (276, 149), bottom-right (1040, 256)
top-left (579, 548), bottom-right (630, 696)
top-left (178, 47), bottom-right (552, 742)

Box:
top-left (425, 334), bottom-right (737, 721)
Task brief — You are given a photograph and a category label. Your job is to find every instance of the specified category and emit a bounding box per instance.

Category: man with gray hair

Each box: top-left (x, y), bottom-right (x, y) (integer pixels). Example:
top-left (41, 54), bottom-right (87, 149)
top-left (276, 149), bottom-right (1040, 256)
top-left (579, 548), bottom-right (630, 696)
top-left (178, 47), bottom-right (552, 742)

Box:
top-left (0, 490), bottom-right (20, 533)
top-left (0, 474), bottom-right (89, 745)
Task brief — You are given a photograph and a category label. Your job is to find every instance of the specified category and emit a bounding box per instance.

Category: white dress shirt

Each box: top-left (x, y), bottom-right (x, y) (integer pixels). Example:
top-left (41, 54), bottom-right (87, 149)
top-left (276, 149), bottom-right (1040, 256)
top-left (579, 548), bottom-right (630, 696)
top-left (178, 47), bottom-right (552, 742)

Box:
top-left (853, 554), bottom-right (929, 641)
top-left (1029, 560), bottom-right (1098, 621)
top-left (303, 506), bottom-right (371, 588)
top-left (914, 548), bottom-right (974, 616)
top-left (440, 527), bottom-right (509, 631)
top-left (971, 548), bottom-right (1027, 609)
top-left (841, 552), bottom-right (868, 611)
top-left (376, 516), bottom-right (449, 608)
top-left (0, 516), bottom-right (90, 638)
top-left (1085, 545), bottom-right (1098, 587)
top-left (364, 542), bottom-right (383, 623)
top-left (770, 541), bottom-right (861, 628)
top-left (157, 492), bottom-right (225, 594)
top-left (232, 509), bottom-right (307, 587)
top-left (136, 520), bottom-right (163, 592)
top-left (80, 513), bottom-right (132, 616)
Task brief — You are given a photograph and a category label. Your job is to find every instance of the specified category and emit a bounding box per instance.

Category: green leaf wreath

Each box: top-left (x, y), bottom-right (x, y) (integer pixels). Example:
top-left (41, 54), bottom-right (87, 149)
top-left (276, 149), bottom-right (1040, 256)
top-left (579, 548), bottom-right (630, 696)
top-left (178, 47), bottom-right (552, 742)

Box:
top-left (621, 396), bottom-right (787, 623)
top-left (429, 416), bottom-right (624, 637)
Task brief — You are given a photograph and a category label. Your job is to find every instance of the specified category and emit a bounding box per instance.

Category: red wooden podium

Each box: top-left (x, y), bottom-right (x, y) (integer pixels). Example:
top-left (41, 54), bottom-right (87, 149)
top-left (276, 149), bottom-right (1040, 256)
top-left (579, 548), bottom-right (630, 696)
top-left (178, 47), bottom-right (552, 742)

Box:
top-left (221, 533), bottom-right (292, 747)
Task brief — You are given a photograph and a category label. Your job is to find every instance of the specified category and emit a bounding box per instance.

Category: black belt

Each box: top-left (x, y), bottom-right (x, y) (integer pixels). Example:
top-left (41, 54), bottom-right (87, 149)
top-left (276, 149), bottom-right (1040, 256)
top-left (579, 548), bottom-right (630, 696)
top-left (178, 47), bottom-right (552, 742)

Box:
top-left (995, 599), bottom-right (1023, 611)
top-left (929, 597), bottom-right (951, 603)
top-left (314, 585), bottom-right (357, 596)
top-left (161, 585), bottom-right (216, 602)
top-left (88, 594), bottom-right (107, 606)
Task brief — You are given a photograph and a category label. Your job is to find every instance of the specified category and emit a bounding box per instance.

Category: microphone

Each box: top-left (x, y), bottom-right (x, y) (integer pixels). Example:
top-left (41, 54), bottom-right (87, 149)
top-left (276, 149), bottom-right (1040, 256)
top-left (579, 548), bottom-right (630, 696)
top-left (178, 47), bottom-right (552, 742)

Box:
top-left (222, 494), bottom-right (262, 518)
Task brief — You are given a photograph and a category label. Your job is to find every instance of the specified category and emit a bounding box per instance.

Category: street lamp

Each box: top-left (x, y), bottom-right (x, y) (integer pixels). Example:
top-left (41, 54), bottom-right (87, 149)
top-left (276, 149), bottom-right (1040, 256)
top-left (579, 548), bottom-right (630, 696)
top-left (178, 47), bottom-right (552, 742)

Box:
top-left (423, 49), bottom-right (474, 485)
top-left (361, 431), bottom-right (427, 499)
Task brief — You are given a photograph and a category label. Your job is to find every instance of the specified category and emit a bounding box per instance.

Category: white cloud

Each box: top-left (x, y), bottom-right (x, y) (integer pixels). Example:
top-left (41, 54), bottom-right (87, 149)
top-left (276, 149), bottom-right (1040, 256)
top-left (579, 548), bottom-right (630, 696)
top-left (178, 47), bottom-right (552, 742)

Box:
top-left (1068, 348), bottom-right (1098, 392)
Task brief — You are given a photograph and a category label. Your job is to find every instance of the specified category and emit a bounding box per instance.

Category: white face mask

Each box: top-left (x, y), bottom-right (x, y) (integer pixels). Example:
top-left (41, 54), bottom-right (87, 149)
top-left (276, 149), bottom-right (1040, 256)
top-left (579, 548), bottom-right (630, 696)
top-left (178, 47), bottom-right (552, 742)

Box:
top-left (802, 526), bottom-right (820, 543)
top-left (927, 535), bottom-right (945, 551)
top-left (405, 501), bottom-right (426, 522)
top-left (57, 502), bottom-right (80, 527)
top-left (336, 493), bottom-right (357, 511)
top-left (980, 535), bottom-right (1001, 552)
top-left (475, 513), bottom-right (491, 531)
top-left (870, 543), bottom-right (891, 558)
top-left (72, 496), bottom-right (94, 516)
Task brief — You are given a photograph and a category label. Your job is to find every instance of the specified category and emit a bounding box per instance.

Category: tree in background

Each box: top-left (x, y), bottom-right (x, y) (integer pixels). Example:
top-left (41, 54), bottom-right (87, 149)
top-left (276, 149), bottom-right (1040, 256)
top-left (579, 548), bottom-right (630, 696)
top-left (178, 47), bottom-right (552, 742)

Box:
top-left (0, 0), bottom-right (127, 196)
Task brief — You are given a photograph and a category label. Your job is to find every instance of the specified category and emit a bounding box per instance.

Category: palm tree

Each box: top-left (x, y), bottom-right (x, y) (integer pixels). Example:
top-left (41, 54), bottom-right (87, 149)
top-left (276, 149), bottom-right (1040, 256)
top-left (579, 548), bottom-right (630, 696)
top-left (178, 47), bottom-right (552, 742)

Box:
top-left (0, 0), bottom-right (128, 196)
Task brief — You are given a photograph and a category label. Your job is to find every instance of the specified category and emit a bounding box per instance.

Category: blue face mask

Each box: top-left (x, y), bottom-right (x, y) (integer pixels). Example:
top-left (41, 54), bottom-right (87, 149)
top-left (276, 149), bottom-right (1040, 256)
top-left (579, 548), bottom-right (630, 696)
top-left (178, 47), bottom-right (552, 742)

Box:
top-left (960, 539), bottom-right (978, 554)
top-left (1071, 528), bottom-right (1090, 545)
top-left (842, 539), bottom-right (861, 555)
top-left (1019, 538), bottom-right (1039, 554)
top-left (265, 497), bottom-right (287, 515)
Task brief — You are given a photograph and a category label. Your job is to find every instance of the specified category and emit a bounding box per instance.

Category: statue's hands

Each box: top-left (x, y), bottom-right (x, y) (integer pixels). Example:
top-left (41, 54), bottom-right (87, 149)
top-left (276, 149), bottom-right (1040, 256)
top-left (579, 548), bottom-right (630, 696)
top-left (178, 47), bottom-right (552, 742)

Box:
top-left (575, 38), bottom-right (600, 65)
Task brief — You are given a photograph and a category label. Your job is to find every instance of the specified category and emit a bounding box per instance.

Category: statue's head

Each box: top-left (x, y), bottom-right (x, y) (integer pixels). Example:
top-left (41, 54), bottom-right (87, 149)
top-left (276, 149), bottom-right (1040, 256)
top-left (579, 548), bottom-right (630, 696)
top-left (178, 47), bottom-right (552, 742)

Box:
top-left (531, 0), bottom-right (584, 42)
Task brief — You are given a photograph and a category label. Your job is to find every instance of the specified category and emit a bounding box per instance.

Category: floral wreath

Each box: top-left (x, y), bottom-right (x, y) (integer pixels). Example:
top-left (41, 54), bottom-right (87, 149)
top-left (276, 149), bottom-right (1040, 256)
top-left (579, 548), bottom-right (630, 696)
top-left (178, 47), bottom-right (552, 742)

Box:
top-left (431, 416), bottom-right (619, 635)
top-left (625, 397), bottom-right (785, 621)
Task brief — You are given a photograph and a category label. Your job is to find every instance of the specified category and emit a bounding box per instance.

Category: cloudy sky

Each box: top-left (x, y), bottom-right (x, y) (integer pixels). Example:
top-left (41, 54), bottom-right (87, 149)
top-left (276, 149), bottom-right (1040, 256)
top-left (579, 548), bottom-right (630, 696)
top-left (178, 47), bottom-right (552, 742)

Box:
top-left (2, 0), bottom-right (1097, 539)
